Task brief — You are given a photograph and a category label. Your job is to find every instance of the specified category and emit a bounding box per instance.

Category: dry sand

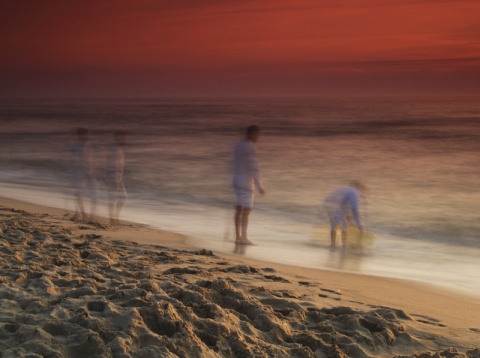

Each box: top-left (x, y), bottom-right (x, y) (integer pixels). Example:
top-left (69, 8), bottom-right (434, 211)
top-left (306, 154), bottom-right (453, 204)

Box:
top-left (0, 197), bottom-right (479, 358)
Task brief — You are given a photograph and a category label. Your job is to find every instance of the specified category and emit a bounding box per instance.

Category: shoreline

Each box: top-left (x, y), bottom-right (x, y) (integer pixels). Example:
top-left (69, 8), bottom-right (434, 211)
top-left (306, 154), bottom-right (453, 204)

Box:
top-left (1, 183), bottom-right (479, 299)
top-left (0, 195), bottom-right (479, 356)
top-left (2, 195), bottom-right (480, 311)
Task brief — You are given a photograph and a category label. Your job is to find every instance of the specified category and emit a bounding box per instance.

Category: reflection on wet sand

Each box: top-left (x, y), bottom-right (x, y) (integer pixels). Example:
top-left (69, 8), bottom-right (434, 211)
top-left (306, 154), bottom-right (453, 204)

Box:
top-left (233, 243), bottom-right (248, 255)
top-left (325, 248), bottom-right (366, 272)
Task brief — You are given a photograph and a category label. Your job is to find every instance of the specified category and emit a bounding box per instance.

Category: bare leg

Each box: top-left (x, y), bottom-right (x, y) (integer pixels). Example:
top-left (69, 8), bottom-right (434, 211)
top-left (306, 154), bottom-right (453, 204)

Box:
top-left (234, 206), bottom-right (254, 245)
top-left (341, 230), bottom-right (347, 249)
top-left (234, 206), bottom-right (244, 242)
top-left (76, 197), bottom-right (87, 221)
top-left (108, 200), bottom-right (115, 225)
top-left (89, 198), bottom-right (97, 221)
top-left (241, 207), bottom-right (253, 244)
top-left (330, 229), bottom-right (337, 248)
top-left (114, 198), bottom-right (125, 224)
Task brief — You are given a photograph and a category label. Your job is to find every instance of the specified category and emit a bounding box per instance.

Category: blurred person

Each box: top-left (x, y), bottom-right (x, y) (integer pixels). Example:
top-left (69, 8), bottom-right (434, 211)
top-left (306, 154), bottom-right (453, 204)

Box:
top-left (232, 125), bottom-right (265, 245)
top-left (70, 127), bottom-right (97, 221)
top-left (323, 180), bottom-right (367, 249)
top-left (105, 130), bottom-right (127, 225)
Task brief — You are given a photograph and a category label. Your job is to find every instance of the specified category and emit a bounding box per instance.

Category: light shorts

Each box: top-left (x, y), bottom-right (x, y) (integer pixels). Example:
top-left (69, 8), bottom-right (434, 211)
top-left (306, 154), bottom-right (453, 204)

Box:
top-left (325, 205), bottom-right (348, 231)
top-left (234, 186), bottom-right (254, 208)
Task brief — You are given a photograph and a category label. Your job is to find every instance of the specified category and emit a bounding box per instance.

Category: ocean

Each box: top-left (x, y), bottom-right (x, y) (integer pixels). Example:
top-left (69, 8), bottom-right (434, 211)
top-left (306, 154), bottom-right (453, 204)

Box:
top-left (1, 97), bottom-right (479, 295)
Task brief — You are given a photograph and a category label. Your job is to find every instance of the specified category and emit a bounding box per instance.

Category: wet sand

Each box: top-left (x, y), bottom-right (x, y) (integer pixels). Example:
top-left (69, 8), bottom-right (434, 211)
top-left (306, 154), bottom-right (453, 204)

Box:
top-left (0, 197), bottom-right (479, 357)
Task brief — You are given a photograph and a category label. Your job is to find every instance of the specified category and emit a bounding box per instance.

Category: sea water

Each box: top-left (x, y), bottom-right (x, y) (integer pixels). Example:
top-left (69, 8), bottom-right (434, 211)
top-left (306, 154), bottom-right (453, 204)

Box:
top-left (1, 97), bottom-right (479, 295)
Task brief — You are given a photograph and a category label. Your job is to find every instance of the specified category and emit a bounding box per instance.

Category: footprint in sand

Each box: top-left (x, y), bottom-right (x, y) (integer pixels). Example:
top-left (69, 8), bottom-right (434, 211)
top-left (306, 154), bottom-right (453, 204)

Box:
top-left (263, 275), bottom-right (291, 283)
top-left (318, 288), bottom-right (342, 301)
top-left (320, 288), bottom-right (341, 295)
top-left (412, 314), bottom-right (447, 327)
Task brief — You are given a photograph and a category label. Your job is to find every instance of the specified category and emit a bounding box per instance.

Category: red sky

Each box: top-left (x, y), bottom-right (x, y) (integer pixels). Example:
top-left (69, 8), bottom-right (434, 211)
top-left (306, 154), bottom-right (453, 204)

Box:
top-left (1, 0), bottom-right (479, 97)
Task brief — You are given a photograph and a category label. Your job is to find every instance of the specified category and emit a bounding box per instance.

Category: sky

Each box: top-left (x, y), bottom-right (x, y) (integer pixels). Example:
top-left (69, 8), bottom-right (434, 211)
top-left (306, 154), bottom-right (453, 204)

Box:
top-left (1, 0), bottom-right (480, 97)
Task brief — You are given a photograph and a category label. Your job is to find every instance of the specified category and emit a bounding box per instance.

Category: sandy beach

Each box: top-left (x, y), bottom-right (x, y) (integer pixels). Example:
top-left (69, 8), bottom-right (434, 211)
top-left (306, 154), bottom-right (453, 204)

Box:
top-left (0, 197), bottom-right (479, 358)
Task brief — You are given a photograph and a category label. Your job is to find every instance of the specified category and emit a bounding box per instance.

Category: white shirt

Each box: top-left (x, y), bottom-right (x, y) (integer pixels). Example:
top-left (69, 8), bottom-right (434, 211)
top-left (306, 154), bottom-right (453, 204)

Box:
top-left (233, 140), bottom-right (264, 192)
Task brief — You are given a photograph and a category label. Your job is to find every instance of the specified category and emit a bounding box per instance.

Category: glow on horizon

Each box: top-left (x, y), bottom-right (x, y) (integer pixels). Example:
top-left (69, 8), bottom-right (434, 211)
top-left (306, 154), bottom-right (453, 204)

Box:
top-left (1, 0), bottom-right (479, 97)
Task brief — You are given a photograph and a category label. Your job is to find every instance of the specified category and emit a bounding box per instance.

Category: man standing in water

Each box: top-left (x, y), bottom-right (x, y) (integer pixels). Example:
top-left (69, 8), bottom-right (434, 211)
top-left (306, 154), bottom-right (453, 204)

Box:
top-left (233, 125), bottom-right (265, 245)
top-left (105, 130), bottom-right (127, 225)
top-left (323, 180), bottom-right (366, 249)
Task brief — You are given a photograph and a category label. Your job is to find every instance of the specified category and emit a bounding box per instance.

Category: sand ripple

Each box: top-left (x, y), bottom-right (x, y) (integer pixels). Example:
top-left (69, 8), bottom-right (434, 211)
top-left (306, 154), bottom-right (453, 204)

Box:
top-left (0, 207), bottom-right (479, 357)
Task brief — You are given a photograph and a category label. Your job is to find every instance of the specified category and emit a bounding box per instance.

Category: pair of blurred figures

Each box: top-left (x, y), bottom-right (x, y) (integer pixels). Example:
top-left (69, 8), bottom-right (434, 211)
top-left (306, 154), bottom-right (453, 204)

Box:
top-left (232, 125), bottom-right (367, 248)
top-left (70, 128), bottom-right (127, 225)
